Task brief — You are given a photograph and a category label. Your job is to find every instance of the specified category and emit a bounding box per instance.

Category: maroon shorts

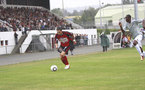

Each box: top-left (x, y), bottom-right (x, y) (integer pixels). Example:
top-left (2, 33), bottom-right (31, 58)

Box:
top-left (57, 46), bottom-right (70, 55)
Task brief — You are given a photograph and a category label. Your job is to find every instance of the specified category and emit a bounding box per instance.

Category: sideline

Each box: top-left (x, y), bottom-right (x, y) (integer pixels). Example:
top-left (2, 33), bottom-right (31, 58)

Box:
top-left (0, 44), bottom-right (112, 66)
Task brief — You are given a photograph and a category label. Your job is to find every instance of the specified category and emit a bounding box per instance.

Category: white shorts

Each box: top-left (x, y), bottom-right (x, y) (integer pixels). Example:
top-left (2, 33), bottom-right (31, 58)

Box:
top-left (134, 35), bottom-right (143, 47)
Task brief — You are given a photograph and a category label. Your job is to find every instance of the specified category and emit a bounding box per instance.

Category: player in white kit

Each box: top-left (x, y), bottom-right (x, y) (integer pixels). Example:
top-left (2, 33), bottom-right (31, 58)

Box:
top-left (119, 14), bottom-right (145, 60)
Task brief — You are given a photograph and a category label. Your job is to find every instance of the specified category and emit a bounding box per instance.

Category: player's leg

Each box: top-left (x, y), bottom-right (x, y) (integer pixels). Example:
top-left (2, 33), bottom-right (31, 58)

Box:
top-left (137, 35), bottom-right (144, 60)
top-left (133, 35), bottom-right (144, 60)
top-left (129, 40), bottom-right (133, 48)
top-left (138, 38), bottom-right (145, 60)
top-left (60, 51), bottom-right (70, 69)
top-left (60, 46), bottom-right (70, 69)
top-left (58, 46), bottom-right (68, 66)
top-left (60, 51), bottom-right (68, 64)
top-left (134, 41), bottom-right (144, 60)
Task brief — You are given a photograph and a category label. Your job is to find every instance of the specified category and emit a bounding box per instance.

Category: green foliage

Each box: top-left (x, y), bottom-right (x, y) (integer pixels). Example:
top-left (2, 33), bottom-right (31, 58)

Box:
top-left (51, 8), bottom-right (63, 16)
top-left (70, 10), bottom-right (83, 16)
top-left (73, 17), bottom-right (82, 25)
top-left (97, 29), bottom-right (118, 34)
top-left (1, 47), bottom-right (145, 90)
top-left (81, 7), bottom-right (97, 22)
top-left (81, 7), bottom-right (98, 28)
top-left (73, 7), bottom-right (98, 28)
top-left (51, 8), bottom-right (79, 17)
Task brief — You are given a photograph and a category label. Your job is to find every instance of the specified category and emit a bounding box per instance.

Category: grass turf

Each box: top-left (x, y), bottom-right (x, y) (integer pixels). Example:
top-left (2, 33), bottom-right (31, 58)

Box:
top-left (0, 47), bottom-right (145, 90)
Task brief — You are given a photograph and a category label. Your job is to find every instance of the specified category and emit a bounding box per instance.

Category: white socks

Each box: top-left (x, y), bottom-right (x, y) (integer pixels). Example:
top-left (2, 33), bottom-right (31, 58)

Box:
top-left (143, 51), bottom-right (145, 56)
top-left (135, 44), bottom-right (143, 56)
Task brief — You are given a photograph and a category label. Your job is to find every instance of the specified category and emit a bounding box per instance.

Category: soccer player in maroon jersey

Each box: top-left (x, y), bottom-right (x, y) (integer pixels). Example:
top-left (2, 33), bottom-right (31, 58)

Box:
top-left (54, 27), bottom-right (76, 69)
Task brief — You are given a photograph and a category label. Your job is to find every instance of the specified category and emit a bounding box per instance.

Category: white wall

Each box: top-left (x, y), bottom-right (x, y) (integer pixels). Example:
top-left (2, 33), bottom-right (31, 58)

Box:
top-left (64, 29), bottom-right (97, 45)
top-left (0, 29), bottom-right (97, 55)
top-left (0, 32), bottom-right (22, 54)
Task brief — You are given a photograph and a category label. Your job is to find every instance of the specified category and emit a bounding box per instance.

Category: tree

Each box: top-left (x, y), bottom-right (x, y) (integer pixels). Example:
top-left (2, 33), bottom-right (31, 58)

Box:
top-left (51, 8), bottom-right (72, 17)
top-left (72, 7), bottom-right (99, 28)
top-left (51, 8), bottom-right (63, 17)
top-left (80, 7), bottom-right (98, 28)
top-left (51, 7), bottom-right (100, 28)
top-left (123, 0), bottom-right (131, 4)
top-left (73, 17), bottom-right (82, 25)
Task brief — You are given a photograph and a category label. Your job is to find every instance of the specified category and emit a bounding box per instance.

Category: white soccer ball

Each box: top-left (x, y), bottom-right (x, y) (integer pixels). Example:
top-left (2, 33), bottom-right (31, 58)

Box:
top-left (50, 65), bottom-right (58, 71)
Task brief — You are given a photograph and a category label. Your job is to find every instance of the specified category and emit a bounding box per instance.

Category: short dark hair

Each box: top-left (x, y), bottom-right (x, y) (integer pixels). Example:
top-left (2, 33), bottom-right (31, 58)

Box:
top-left (56, 27), bottom-right (62, 31)
top-left (125, 14), bottom-right (131, 18)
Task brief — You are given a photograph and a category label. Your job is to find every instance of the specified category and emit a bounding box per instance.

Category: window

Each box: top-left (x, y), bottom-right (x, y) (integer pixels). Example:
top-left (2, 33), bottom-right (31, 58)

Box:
top-left (5, 40), bottom-right (8, 45)
top-left (94, 35), bottom-right (96, 38)
top-left (108, 20), bottom-right (113, 26)
top-left (1, 41), bottom-right (4, 46)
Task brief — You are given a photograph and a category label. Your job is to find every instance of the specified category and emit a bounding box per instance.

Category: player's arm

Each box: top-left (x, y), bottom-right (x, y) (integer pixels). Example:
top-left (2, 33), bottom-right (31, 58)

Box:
top-left (142, 19), bottom-right (145, 29)
top-left (70, 33), bottom-right (75, 41)
top-left (55, 43), bottom-right (58, 49)
top-left (136, 19), bottom-right (143, 23)
top-left (65, 31), bottom-right (76, 44)
top-left (68, 32), bottom-right (76, 44)
top-left (119, 22), bottom-right (125, 35)
top-left (72, 33), bottom-right (76, 44)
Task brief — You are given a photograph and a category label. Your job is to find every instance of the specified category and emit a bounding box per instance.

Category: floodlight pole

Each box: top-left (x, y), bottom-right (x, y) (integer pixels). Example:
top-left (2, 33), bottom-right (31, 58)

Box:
top-left (99, 0), bottom-right (102, 29)
top-left (62, 0), bottom-right (65, 17)
top-left (144, 1), bottom-right (145, 18)
top-left (102, 2), bottom-right (104, 25)
top-left (134, 0), bottom-right (138, 20)
top-left (121, 0), bottom-right (124, 18)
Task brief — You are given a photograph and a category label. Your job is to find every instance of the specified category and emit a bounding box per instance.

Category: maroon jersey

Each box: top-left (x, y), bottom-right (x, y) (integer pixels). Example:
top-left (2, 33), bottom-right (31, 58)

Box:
top-left (55, 31), bottom-right (73, 47)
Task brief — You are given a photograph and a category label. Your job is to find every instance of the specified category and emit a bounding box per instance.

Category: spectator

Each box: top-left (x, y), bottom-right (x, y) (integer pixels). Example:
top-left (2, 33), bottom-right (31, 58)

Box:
top-left (14, 31), bottom-right (18, 45)
top-left (75, 34), bottom-right (80, 46)
top-left (80, 34), bottom-right (84, 46)
top-left (0, 23), bottom-right (3, 31)
top-left (84, 34), bottom-right (88, 45)
top-left (0, 6), bottom-right (73, 31)
top-left (3, 24), bottom-right (8, 31)
top-left (100, 32), bottom-right (110, 52)
top-left (0, 23), bottom-right (8, 32)
top-left (122, 35), bottom-right (130, 48)
top-left (21, 25), bottom-right (25, 35)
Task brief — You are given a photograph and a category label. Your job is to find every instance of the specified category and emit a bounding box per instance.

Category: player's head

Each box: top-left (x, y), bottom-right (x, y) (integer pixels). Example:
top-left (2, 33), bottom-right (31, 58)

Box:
top-left (56, 27), bottom-right (63, 35)
top-left (125, 14), bottom-right (131, 23)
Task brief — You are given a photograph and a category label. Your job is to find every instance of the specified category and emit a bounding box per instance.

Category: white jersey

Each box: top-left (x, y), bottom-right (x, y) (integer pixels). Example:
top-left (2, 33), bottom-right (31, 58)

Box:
top-left (123, 20), bottom-right (142, 39)
top-left (123, 37), bottom-right (128, 43)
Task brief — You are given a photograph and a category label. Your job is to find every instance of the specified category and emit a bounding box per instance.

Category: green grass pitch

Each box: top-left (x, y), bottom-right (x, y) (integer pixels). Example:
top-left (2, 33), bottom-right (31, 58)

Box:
top-left (1, 47), bottom-right (145, 90)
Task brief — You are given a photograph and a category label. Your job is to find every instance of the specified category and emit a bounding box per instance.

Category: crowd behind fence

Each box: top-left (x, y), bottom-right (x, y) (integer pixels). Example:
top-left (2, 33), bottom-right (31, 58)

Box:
top-left (0, 6), bottom-right (73, 32)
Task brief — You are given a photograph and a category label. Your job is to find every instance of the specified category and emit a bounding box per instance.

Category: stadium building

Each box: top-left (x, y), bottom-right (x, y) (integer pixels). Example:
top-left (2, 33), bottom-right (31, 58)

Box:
top-left (95, 3), bottom-right (145, 29)
top-left (0, 0), bottom-right (97, 55)
top-left (1, 0), bottom-right (50, 10)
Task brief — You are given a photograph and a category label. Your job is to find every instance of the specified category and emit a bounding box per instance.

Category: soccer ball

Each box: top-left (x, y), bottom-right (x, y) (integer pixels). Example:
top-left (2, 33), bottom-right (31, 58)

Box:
top-left (50, 65), bottom-right (58, 71)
